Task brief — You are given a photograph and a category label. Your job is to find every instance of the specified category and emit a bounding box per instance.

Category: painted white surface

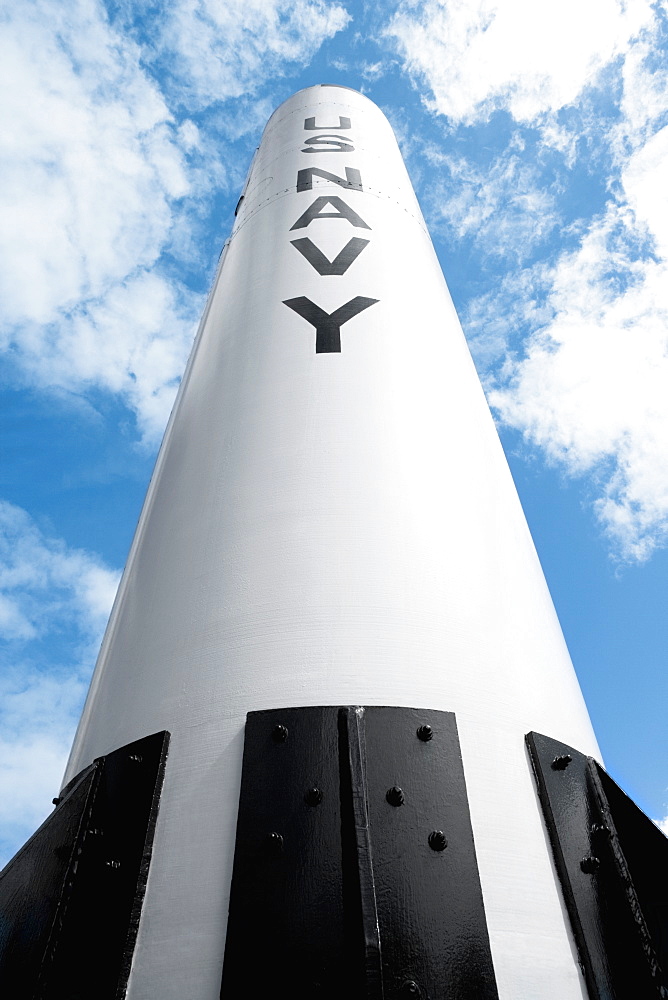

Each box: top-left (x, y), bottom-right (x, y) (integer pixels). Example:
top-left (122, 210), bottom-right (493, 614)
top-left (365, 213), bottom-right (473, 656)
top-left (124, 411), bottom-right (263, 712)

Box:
top-left (65, 86), bottom-right (597, 999)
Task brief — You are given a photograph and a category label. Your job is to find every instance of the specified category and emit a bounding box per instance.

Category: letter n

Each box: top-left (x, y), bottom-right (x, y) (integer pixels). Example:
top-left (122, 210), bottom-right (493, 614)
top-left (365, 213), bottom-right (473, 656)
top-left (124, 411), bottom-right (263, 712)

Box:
top-left (296, 167), bottom-right (362, 193)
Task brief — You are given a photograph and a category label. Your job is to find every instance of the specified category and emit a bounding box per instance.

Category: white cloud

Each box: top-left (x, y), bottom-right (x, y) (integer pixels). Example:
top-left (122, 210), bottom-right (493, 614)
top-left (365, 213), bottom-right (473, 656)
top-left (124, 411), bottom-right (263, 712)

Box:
top-left (156, 0), bottom-right (351, 107)
top-left (0, 0), bottom-right (204, 441)
top-left (655, 814), bottom-right (668, 836)
top-left (463, 261), bottom-right (555, 369)
top-left (0, 501), bottom-right (119, 866)
top-left (0, 0), bottom-right (349, 444)
top-left (0, 0), bottom-right (191, 329)
top-left (18, 270), bottom-right (201, 443)
top-left (489, 189), bottom-right (668, 562)
top-left (0, 680), bottom-right (88, 866)
top-left (386, 0), bottom-right (653, 124)
top-left (618, 30), bottom-right (668, 147)
top-left (0, 500), bottom-right (119, 651)
top-left (622, 124), bottom-right (668, 254)
top-left (407, 6), bottom-right (668, 563)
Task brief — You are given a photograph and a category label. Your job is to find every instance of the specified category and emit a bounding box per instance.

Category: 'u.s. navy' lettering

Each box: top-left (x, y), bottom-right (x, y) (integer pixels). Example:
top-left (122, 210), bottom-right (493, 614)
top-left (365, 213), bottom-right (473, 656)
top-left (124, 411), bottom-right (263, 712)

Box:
top-left (284, 110), bottom-right (375, 355)
top-left (283, 296), bottom-right (378, 353)
top-left (290, 196), bottom-right (371, 231)
top-left (301, 135), bottom-right (355, 154)
top-left (296, 167), bottom-right (362, 193)
top-left (304, 116), bottom-right (351, 130)
top-left (290, 237), bottom-right (369, 275)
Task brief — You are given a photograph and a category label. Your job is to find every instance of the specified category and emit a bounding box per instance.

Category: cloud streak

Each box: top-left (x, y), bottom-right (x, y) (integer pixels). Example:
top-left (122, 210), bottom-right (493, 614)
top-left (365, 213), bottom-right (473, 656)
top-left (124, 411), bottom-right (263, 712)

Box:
top-left (488, 33), bottom-right (668, 562)
top-left (420, 141), bottom-right (560, 262)
top-left (152, 0), bottom-right (351, 108)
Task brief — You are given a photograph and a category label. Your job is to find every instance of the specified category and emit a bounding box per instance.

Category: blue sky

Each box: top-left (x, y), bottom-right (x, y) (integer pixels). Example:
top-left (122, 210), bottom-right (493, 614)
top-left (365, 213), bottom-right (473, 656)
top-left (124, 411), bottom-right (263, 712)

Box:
top-left (1, 0), bottom-right (667, 865)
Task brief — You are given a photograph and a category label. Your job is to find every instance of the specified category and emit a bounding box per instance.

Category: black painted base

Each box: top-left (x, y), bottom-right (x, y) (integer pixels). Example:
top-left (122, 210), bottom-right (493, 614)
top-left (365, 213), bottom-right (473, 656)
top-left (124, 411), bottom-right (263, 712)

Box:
top-left (0, 731), bottom-right (169, 1000)
top-left (222, 706), bottom-right (498, 1000)
top-left (527, 731), bottom-right (668, 999)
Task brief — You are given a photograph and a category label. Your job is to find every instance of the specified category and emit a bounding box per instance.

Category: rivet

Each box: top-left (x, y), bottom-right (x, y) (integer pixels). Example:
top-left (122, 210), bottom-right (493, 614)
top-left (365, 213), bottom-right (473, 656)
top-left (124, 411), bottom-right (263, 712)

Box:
top-left (580, 856), bottom-right (601, 874)
top-left (386, 786), bottom-right (405, 807)
top-left (428, 830), bottom-right (447, 851)
top-left (128, 754), bottom-right (143, 763)
top-left (304, 787), bottom-right (323, 806)
top-left (272, 724), bottom-right (289, 744)
top-left (551, 754), bottom-right (572, 770)
top-left (399, 981), bottom-right (421, 997)
top-left (52, 797), bottom-right (62, 806)
top-left (266, 832), bottom-right (284, 855)
top-left (416, 725), bottom-right (433, 742)
top-left (105, 860), bottom-right (121, 869)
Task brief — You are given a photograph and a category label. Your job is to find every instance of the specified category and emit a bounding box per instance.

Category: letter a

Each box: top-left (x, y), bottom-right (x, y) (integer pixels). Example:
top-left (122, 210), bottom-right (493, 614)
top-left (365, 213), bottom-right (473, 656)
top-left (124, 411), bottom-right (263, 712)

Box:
top-left (290, 196), bottom-right (371, 231)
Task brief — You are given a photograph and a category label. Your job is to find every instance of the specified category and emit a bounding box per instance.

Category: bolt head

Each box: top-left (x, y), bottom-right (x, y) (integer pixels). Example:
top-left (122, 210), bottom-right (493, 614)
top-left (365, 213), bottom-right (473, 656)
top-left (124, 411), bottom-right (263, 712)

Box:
top-left (272, 724), bottom-right (288, 744)
top-left (551, 754), bottom-right (573, 770)
top-left (580, 855), bottom-right (601, 874)
top-left (304, 787), bottom-right (323, 806)
top-left (590, 823), bottom-right (610, 838)
top-left (386, 786), bottom-right (405, 807)
top-left (428, 830), bottom-right (448, 851)
top-left (52, 797), bottom-right (62, 806)
top-left (416, 725), bottom-right (433, 742)
top-left (265, 831), bottom-right (284, 855)
top-left (399, 981), bottom-right (421, 997)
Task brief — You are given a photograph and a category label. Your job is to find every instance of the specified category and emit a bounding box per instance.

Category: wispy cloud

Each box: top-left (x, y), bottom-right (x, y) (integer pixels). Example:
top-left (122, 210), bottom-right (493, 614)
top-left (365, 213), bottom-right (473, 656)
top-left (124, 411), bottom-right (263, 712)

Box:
top-left (490, 143), bottom-right (668, 562)
top-left (0, 500), bottom-right (120, 866)
top-left (421, 142), bottom-right (560, 262)
top-left (385, 0), bottom-right (653, 124)
top-left (0, 0), bottom-right (206, 441)
top-left (462, 261), bottom-right (555, 369)
top-left (149, 0), bottom-right (351, 108)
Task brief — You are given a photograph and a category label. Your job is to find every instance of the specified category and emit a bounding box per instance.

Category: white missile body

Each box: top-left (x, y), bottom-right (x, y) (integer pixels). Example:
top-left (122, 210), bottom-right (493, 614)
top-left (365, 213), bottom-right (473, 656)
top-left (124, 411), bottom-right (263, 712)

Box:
top-left (64, 86), bottom-right (599, 999)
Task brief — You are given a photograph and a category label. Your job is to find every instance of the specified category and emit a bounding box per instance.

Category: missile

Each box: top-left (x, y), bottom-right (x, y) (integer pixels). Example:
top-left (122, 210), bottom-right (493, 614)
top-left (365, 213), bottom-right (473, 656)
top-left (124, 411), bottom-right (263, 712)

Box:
top-left (1, 85), bottom-right (666, 1000)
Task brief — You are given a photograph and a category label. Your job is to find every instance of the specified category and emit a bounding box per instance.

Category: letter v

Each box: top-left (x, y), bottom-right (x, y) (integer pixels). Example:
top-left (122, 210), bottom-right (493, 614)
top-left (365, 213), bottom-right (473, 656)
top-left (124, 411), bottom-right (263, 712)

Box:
top-left (290, 237), bottom-right (370, 276)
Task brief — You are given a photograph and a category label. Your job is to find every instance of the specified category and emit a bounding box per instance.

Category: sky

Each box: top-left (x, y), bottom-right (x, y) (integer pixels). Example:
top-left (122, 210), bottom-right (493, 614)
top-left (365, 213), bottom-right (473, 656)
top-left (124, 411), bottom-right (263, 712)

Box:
top-left (1, 0), bottom-right (667, 866)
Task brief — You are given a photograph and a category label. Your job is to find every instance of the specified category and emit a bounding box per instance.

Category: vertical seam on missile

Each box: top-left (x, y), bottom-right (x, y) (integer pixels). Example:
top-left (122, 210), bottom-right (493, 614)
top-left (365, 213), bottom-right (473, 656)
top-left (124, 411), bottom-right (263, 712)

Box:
top-left (338, 706), bottom-right (385, 999)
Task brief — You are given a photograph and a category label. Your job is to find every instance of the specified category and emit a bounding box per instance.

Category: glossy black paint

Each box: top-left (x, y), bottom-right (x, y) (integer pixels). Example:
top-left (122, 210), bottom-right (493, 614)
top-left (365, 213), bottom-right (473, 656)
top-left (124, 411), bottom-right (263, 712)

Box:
top-left (221, 706), bottom-right (498, 1000)
top-left (338, 707), bottom-right (384, 998)
top-left (0, 730), bottom-right (170, 999)
top-left (527, 731), bottom-right (668, 999)
top-left (363, 707), bottom-right (497, 1000)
